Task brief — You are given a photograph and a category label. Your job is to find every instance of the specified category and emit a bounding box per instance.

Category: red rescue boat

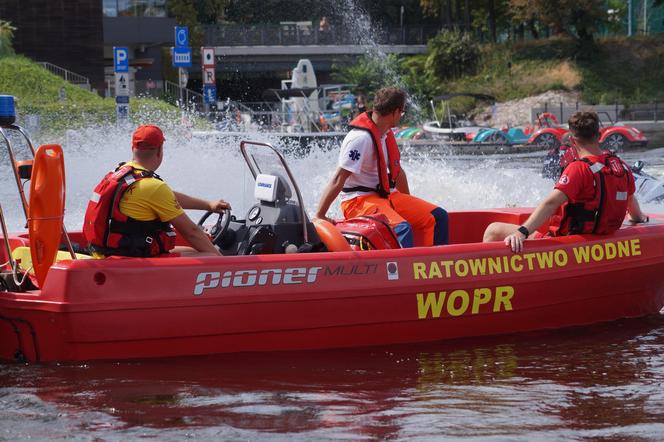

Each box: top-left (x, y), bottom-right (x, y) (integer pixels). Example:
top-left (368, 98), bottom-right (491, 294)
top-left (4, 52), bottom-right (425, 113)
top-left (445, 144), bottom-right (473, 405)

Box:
top-left (0, 138), bottom-right (663, 363)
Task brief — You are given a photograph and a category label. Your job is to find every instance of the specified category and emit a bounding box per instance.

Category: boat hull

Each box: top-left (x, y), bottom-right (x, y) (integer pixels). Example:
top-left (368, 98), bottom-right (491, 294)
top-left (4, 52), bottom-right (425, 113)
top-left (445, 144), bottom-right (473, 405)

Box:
top-left (422, 121), bottom-right (488, 141)
top-left (1, 209), bottom-right (663, 362)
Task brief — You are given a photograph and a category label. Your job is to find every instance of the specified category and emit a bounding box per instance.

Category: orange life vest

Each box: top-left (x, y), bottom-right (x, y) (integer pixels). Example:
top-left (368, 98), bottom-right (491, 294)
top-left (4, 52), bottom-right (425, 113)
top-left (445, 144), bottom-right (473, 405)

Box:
top-left (344, 112), bottom-right (401, 198)
top-left (83, 164), bottom-right (177, 257)
top-left (549, 153), bottom-right (633, 236)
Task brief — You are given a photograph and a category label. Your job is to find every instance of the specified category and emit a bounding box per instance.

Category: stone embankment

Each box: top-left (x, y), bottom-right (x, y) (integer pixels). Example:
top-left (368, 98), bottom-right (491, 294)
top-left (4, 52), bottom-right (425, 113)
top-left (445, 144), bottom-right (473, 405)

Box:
top-left (475, 91), bottom-right (581, 127)
top-left (474, 91), bottom-right (664, 146)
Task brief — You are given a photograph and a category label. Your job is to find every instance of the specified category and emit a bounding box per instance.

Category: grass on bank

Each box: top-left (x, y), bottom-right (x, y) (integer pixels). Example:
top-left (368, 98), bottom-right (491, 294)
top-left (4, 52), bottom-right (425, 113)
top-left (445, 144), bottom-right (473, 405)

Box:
top-left (0, 55), bottom-right (189, 134)
top-left (444, 35), bottom-right (664, 106)
top-left (4, 35), bottom-right (663, 132)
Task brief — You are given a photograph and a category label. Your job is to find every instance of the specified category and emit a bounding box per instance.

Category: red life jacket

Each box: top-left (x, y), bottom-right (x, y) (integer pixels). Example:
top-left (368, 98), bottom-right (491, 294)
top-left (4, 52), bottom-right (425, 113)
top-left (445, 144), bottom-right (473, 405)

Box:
top-left (83, 164), bottom-right (177, 257)
top-left (344, 112), bottom-right (401, 198)
top-left (549, 153), bottom-right (633, 236)
top-left (559, 142), bottom-right (580, 169)
top-left (335, 214), bottom-right (401, 250)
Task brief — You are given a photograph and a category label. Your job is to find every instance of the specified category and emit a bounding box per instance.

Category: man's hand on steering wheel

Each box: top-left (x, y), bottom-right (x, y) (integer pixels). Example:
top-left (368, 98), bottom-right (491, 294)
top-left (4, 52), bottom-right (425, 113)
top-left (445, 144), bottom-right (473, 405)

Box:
top-left (208, 199), bottom-right (231, 213)
top-left (197, 208), bottom-right (232, 245)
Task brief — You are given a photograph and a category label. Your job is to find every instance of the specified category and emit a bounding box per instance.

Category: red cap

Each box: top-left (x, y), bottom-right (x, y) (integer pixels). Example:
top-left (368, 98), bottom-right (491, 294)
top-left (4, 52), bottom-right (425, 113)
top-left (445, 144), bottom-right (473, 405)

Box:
top-left (131, 125), bottom-right (165, 149)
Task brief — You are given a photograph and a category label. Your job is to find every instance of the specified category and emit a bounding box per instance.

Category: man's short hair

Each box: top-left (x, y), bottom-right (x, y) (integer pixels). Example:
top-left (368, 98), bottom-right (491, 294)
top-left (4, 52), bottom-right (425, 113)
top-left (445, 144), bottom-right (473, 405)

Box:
top-left (372, 87), bottom-right (407, 116)
top-left (568, 111), bottom-right (600, 142)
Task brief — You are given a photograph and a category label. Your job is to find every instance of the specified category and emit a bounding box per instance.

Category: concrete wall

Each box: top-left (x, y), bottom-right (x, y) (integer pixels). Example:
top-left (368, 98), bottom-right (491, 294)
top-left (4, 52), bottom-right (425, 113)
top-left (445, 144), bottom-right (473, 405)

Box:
top-left (103, 17), bottom-right (176, 45)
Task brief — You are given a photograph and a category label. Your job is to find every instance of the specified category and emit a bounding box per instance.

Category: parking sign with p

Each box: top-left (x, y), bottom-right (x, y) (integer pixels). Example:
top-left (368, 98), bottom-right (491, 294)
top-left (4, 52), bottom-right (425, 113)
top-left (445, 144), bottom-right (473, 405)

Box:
top-left (114, 47), bottom-right (129, 73)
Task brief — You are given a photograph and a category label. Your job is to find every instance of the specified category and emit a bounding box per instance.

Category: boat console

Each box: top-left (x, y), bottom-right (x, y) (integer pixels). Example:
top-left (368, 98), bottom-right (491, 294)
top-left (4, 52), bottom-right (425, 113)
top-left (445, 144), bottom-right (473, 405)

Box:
top-left (198, 141), bottom-right (321, 255)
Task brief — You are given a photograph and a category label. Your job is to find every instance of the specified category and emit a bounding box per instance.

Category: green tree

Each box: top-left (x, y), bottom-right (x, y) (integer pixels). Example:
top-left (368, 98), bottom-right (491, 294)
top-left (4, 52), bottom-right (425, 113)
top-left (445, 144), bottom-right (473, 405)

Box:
top-left (399, 55), bottom-right (438, 99)
top-left (420, 0), bottom-right (469, 28)
top-left (169, 0), bottom-right (199, 25)
top-left (468, 0), bottom-right (510, 42)
top-left (509, 0), bottom-right (606, 41)
top-left (168, 0), bottom-right (201, 45)
top-left (332, 55), bottom-right (402, 95)
top-left (196, 0), bottom-right (229, 24)
top-left (168, 0), bottom-right (229, 51)
top-left (225, 0), bottom-right (332, 23)
top-left (425, 30), bottom-right (480, 80)
top-left (357, 0), bottom-right (437, 26)
top-left (420, 0), bottom-right (510, 42)
top-left (224, 0), bottom-right (434, 26)
top-left (0, 20), bottom-right (16, 57)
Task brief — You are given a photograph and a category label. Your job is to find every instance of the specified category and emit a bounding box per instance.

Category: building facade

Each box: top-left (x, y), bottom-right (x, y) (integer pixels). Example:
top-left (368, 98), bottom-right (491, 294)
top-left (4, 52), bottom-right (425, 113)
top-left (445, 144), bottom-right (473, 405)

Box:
top-left (0, 0), bottom-right (106, 92)
top-left (102, 0), bottom-right (175, 97)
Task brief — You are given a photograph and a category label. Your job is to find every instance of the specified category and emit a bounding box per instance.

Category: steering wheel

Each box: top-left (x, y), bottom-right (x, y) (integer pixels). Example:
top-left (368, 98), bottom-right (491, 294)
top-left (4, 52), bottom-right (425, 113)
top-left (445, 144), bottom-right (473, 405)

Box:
top-left (197, 208), bottom-right (232, 245)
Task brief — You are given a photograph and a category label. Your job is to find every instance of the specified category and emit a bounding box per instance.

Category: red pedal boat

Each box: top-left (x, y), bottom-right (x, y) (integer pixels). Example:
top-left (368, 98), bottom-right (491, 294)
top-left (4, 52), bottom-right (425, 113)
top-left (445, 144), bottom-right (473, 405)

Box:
top-left (1, 135), bottom-right (663, 362)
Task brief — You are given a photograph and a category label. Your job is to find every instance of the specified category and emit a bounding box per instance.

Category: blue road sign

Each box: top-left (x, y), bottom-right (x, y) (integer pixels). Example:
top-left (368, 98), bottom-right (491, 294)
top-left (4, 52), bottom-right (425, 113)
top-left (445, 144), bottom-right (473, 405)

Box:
top-left (172, 47), bottom-right (192, 68)
top-left (115, 95), bottom-right (129, 104)
top-left (113, 47), bottom-right (129, 73)
top-left (203, 85), bottom-right (217, 105)
top-left (116, 103), bottom-right (129, 120)
top-left (175, 26), bottom-right (189, 47)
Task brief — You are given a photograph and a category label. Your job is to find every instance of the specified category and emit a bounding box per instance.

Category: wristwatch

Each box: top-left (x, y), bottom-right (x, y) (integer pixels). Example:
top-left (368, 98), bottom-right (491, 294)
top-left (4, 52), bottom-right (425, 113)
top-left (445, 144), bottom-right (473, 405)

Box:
top-left (517, 225), bottom-right (530, 238)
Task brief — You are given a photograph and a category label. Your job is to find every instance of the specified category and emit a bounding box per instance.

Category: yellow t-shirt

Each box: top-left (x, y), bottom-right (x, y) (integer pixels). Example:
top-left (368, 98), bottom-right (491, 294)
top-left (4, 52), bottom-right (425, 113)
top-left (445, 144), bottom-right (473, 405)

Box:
top-left (118, 161), bottom-right (184, 222)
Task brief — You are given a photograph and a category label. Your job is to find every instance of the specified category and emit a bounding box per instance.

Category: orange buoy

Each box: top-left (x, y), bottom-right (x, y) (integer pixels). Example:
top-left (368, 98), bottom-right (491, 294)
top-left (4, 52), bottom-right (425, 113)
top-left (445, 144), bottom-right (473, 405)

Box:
top-left (28, 144), bottom-right (66, 287)
top-left (313, 218), bottom-right (351, 252)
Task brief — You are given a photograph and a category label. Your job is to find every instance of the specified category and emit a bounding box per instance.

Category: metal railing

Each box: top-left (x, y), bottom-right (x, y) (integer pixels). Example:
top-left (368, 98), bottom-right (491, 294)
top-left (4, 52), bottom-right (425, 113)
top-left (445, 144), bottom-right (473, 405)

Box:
top-left (38, 62), bottom-right (90, 89)
top-left (533, 102), bottom-right (664, 124)
top-left (619, 103), bottom-right (664, 122)
top-left (204, 24), bottom-right (439, 46)
top-left (163, 80), bottom-right (203, 110)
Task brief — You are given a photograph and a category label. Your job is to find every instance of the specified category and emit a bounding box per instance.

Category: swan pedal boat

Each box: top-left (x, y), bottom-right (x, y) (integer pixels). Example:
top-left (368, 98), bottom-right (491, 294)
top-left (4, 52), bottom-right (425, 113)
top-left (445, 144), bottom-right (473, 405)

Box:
top-left (1, 140), bottom-right (663, 363)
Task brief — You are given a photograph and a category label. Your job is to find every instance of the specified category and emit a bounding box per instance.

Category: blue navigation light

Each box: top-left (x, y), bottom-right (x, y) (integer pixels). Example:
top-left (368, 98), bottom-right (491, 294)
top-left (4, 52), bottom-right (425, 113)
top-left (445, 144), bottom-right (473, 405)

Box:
top-left (0, 95), bottom-right (16, 126)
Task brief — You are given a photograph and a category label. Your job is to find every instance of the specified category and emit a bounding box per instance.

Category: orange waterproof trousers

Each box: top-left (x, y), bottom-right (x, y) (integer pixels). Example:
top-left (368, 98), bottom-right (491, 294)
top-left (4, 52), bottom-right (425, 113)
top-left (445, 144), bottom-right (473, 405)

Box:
top-left (341, 191), bottom-right (448, 247)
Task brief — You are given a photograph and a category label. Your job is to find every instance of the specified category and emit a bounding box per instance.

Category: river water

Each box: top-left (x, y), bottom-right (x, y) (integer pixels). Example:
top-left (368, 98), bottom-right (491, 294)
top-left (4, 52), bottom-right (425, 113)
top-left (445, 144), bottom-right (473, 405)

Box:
top-left (1, 127), bottom-right (664, 440)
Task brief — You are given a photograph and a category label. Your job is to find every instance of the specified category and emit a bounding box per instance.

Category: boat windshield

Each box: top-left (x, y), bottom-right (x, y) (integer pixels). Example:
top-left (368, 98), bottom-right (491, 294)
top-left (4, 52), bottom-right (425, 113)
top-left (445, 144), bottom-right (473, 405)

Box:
top-left (241, 141), bottom-right (302, 207)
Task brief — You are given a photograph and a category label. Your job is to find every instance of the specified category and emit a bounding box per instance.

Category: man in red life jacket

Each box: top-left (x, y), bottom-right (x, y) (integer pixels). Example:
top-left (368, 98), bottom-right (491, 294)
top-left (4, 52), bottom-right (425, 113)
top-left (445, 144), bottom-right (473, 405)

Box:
top-left (483, 111), bottom-right (648, 253)
top-left (83, 125), bottom-right (228, 257)
top-left (315, 87), bottom-right (448, 247)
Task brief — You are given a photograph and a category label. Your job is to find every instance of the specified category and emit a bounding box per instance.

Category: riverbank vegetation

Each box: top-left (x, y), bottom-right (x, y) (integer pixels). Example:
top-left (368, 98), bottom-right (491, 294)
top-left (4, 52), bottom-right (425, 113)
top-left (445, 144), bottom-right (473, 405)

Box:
top-left (334, 34), bottom-right (664, 115)
top-left (0, 56), bottom-right (182, 133)
top-left (450, 35), bottom-right (664, 104)
top-left (0, 20), bottom-right (15, 58)
top-left (3, 0), bottom-right (663, 128)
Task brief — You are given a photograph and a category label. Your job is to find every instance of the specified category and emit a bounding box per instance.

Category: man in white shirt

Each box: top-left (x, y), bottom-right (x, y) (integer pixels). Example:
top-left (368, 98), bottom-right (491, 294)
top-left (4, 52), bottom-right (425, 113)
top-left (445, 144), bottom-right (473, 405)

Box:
top-left (315, 87), bottom-right (448, 247)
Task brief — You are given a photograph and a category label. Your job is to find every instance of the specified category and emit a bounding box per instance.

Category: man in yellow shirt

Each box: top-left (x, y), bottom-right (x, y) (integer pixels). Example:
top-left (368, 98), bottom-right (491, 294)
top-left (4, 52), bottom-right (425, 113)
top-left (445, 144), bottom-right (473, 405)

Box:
top-left (83, 125), bottom-right (228, 257)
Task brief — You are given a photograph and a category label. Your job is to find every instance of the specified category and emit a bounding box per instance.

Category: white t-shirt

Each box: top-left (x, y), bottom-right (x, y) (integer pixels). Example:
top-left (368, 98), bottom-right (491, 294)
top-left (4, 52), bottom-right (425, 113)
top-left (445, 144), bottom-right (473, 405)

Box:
top-left (337, 129), bottom-right (391, 202)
